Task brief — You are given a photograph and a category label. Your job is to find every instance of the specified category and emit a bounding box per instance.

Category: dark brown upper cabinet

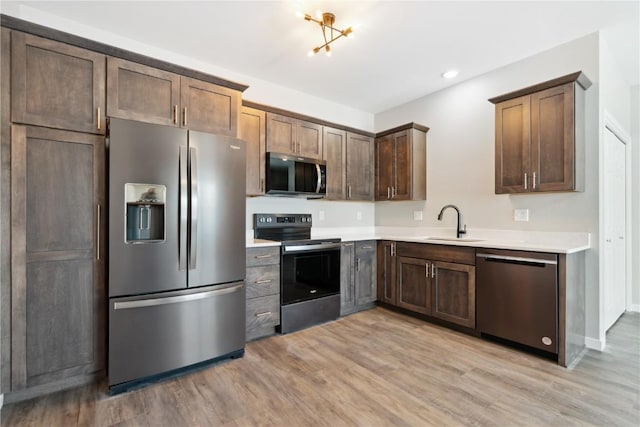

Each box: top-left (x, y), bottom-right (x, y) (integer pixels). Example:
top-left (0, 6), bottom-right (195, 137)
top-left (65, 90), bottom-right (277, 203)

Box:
top-left (346, 132), bottom-right (375, 201)
top-left (375, 124), bottom-right (428, 201)
top-left (490, 72), bottom-right (591, 194)
top-left (107, 57), bottom-right (180, 127)
top-left (323, 126), bottom-right (347, 200)
top-left (107, 57), bottom-right (240, 136)
top-left (266, 112), bottom-right (323, 159)
top-left (322, 127), bottom-right (374, 201)
top-left (180, 76), bottom-right (240, 136)
top-left (240, 106), bottom-right (266, 196)
top-left (11, 32), bottom-right (106, 135)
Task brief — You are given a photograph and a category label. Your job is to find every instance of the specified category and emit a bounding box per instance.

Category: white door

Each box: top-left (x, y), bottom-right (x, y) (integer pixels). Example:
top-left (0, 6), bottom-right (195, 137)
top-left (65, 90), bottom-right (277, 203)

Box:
top-left (603, 127), bottom-right (627, 331)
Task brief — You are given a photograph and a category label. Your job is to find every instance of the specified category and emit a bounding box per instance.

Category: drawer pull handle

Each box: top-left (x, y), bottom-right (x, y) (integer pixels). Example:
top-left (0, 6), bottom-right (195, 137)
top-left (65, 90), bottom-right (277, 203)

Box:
top-left (255, 311), bottom-right (272, 317)
top-left (255, 279), bottom-right (272, 284)
top-left (254, 254), bottom-right (273, 259)
top-left (361, 245), bottom-right (373, 249)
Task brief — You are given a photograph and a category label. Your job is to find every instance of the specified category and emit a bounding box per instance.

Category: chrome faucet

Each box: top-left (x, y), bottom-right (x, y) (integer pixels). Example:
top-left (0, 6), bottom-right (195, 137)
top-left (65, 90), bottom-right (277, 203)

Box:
top-left (437, 204), bottom-right (467, 238)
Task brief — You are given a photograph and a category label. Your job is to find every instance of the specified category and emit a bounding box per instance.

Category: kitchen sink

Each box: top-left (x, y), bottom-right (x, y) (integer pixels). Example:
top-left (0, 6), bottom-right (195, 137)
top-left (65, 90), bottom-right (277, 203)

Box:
top-left (424, 237), bottom-right (485, 243)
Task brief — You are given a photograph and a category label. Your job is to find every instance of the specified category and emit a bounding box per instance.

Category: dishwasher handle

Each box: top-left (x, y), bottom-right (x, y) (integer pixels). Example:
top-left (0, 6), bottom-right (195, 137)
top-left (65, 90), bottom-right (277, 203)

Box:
top-left (476, 253), bottom-right (557, 267)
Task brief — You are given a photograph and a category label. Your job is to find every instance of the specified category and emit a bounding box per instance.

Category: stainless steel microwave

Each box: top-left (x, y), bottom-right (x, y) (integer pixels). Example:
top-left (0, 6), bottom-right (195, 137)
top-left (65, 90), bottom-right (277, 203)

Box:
top-left (265, 152), bottom-right (326, 198)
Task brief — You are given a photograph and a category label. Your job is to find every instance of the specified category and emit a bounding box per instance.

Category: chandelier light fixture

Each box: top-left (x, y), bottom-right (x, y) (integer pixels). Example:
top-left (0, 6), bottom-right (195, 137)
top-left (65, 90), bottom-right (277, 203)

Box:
top-left (303, 12), bottom-right (353, 57)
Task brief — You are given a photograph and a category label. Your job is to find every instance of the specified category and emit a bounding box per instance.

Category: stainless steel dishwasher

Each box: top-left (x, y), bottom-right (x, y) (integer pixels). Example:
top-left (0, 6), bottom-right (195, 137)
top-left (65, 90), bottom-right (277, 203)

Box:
top-left (476, 249), bottom-right (558, 353)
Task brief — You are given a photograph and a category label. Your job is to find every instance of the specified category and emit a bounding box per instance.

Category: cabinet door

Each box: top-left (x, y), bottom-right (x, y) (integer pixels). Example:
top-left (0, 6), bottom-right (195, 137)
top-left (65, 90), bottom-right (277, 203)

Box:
top-left (107, 57), bottom-right (180, 126)
top-left (11, 125), bottom-right (105, 390)
top-left (375, 135), bottom-right (395, 200)
top-left (266, 113), bottom-right (296, 155)
top-left (180, 77), bottom-right (240, 136)
top-left (495, 95), bottom-right (531, 193)
top-left (377, 241), bottom-right (396, 304)
top-left (297, 120), bottom-right (323, 159)
top-left (431, 261), bottom-right (475, 328)
top-left (11, 32), bottom-right (106, 135)
top-left (240, 107), bottom-right (266, 196)
top-left (323, 127), bottom-right (347, 199)
top-left (346, 132), bottom-right (374, 201)
top-left (340, 243), bottom-right (356, 313)
top-left (392, 130), bottom-right (412, 200)
top-left (355, 241), bottom-right (377, 306)
top-left (397, 257), bottom-right (431, 315)
top-left (531, 83), bottom-right (575, 192)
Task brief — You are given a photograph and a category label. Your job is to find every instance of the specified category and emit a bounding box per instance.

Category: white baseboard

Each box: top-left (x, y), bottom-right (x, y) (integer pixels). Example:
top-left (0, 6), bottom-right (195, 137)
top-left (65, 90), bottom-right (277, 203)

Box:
top-left (585, 337), bottom-right (606, 351)
top-left (629, 304), bottom-right (640, 312)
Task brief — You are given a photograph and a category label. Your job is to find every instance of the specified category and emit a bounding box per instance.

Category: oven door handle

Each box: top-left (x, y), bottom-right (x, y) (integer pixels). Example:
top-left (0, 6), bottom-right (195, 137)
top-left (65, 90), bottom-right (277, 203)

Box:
top-left (283, 242), bottom-right (342, 253)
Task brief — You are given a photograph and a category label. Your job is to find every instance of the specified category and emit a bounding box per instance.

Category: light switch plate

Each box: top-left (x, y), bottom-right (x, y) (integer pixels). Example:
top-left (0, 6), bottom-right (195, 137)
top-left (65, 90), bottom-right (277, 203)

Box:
top-left (356, 211), bottom-right (362, 221)
top-left (413, 211), bottom-right (423, 221)
top-left (514, 209), bottom-right (529, 221)
top-left (319, 210), bottom-right (325, 221)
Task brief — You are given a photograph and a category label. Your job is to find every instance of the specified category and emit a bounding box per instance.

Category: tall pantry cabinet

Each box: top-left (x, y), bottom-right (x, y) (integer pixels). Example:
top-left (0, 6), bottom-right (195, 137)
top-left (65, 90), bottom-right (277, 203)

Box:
top-left (2, 30), bottom-right (106, 397)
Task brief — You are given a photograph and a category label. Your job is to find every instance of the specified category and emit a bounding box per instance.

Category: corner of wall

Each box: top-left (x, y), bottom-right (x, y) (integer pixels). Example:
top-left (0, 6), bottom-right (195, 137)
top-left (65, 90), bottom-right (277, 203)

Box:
top-left (585, 336), bottom-right (606, 351)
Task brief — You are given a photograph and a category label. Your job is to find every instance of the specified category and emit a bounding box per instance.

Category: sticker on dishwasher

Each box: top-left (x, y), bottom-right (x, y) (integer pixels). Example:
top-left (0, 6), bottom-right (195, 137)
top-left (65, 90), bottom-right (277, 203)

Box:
top-left (542, 337), bottom-right (553, 346)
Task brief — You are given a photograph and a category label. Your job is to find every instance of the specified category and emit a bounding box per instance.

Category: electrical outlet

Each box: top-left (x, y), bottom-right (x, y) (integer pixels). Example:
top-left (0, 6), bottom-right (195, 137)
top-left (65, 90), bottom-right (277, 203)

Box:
top-left (413, 211), bottom-right (423, 221)
top-left (319, 211), bottom-right (325, 221)
top-left (514, 209), bottom-right (529, 222)
top-left (356, 211), bottom-right (362, 221)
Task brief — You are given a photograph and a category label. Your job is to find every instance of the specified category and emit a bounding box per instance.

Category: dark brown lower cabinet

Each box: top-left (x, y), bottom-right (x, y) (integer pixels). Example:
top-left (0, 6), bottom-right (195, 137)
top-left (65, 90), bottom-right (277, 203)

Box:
top-left (376, 241), bottom-right (396, 305)
top-left (397, 256), bottom-right (431, 315)
top-left (9, 125), bottom-right (105, 395)
top-left (379, 242), bottom-right (476, 329)
top-left (432, 261), bottom-right (475, 328)
top-left (245, 247), bottom-right (280, 341)
top-left (341, 241), bottom-right (376, 315)
top-left (354, 242), bottom-right (376, 306)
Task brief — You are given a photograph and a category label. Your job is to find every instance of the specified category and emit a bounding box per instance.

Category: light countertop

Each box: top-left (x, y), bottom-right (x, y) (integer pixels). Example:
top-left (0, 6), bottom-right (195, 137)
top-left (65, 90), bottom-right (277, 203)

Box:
top-left (247, 227), bottom-right (590, 254)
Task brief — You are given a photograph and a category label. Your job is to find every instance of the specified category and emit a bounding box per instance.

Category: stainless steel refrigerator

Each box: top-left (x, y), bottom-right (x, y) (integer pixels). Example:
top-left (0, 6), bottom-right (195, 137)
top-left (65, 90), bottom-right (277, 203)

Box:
top-left (107, 118), bottom-right (246, 394)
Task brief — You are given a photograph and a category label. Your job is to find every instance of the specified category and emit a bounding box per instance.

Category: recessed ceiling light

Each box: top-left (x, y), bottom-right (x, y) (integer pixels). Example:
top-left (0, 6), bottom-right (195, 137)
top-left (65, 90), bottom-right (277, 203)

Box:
top-left (442, 70), bottom-right (459, 79)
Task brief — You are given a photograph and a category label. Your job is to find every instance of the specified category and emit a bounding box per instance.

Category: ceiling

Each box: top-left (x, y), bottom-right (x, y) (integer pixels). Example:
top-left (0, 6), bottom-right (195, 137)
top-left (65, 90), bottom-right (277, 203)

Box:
top-left (3, 1), bottom-right (639, 114)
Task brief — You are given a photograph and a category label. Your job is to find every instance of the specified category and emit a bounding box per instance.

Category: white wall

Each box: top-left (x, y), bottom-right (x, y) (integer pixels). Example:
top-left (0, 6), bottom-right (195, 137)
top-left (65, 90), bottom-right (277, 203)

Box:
top-left (247, 197), bottom-right (375, 231)
top-left (598, 34), bottom-right (634, 344)
top-left (374, 33), bottom-right (601, 341)
top-left (631, 85), bottom-right (640, 311)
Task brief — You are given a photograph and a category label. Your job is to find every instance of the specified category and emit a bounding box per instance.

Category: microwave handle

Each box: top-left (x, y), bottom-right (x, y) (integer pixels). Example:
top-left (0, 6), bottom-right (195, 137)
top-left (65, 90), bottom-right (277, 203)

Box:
top-left (315, 163), bottom-right (322, 194)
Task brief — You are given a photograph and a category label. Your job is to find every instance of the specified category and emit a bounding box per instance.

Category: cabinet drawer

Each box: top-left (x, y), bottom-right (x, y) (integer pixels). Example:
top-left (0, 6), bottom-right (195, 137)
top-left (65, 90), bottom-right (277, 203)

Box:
top-left (396, 242), bottom-right (475, 265)
top-left (246, 247), bottom-right (280, 267)
top-left (246, 295), bottom-right (280, 331)
top-left (246, 265), bottom-right (280, 298)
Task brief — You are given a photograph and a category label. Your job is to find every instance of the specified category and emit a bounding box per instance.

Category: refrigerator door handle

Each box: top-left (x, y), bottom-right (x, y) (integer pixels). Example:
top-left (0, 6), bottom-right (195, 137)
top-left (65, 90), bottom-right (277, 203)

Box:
top-left (113, 282), bottom-right (244, 310)
top-left (189, 146), bottom-right (198, 270)
top-left (179, 146), bottom-right (188, 271)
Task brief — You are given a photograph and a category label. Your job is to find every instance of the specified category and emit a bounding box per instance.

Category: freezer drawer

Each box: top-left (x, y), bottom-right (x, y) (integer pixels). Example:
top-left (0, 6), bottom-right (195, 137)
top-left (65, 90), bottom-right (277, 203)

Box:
top-left (108, 282), bottom-right (245, 390)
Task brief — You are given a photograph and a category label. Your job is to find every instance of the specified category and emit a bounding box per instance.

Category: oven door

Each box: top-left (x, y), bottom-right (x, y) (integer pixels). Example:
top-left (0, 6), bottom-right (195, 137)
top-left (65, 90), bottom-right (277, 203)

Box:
top-left (281, 242), bottom-right (341, 305)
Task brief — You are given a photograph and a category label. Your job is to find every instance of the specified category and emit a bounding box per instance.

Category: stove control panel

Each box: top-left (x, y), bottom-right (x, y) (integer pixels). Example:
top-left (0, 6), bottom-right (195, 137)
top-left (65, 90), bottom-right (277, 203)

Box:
top-left (254, 213), bottom-right (312, 228)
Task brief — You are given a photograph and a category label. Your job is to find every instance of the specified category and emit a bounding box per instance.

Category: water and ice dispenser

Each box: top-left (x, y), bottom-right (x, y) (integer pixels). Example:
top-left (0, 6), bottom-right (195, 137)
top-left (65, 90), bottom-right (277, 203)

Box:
top-left (125, 183), bottom-right (166, 243)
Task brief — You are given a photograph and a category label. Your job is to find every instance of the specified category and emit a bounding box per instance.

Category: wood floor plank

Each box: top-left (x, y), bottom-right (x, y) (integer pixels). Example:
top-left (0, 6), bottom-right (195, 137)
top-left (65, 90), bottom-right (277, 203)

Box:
top-left (2, 307), bottom-right (639, 426)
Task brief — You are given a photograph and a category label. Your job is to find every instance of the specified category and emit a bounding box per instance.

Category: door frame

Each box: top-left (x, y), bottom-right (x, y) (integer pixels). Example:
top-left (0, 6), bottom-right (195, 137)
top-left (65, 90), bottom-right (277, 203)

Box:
top-left (599, 110), bottom-right (633, 346)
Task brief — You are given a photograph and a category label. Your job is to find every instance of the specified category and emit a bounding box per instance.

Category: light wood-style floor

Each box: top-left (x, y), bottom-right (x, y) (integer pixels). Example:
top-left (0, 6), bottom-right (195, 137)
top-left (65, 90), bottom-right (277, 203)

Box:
top-left (2, 307), bottom-right (639, 426)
